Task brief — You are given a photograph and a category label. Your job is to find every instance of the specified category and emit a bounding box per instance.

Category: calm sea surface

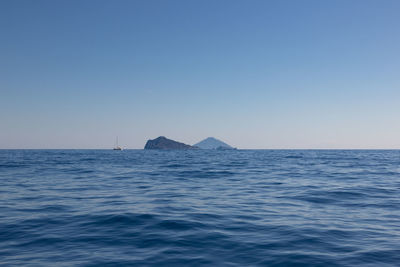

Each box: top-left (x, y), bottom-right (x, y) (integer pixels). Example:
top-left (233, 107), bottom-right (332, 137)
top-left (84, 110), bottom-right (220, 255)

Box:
top-left (0, 150), bottom-right (399, 266)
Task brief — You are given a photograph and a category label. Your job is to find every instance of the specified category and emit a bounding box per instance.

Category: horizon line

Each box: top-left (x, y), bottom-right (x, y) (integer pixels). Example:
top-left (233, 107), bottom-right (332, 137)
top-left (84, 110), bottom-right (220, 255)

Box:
top-left (1, 148), bottom-right (400, 150)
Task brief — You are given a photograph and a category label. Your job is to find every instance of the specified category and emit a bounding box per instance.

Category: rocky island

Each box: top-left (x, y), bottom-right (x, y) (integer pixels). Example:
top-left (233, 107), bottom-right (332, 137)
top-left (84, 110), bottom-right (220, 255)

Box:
top-left (194, 137), bottom-right (235, 150)
top-left (144, 136), bottom-right (198, 150)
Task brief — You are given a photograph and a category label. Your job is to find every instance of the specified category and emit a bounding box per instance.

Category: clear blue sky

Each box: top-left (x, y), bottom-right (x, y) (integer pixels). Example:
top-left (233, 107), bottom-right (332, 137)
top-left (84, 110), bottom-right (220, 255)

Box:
top-left (1, 0), bottom-right (399, 149)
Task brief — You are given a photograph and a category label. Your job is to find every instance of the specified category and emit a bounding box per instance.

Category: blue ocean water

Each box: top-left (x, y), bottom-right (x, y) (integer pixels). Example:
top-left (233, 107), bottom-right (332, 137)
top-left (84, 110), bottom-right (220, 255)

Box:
top-left (0, 150), bottom-right (399, 266)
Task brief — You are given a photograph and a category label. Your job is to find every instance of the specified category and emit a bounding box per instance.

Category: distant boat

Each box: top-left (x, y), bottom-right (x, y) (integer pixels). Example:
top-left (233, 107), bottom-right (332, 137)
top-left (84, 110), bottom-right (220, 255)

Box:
top-left (113, 137), bottom-right (122, 150)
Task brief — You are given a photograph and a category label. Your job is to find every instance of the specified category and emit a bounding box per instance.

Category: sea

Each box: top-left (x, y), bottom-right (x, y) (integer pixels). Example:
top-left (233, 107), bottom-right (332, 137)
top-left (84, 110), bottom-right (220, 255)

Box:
top-left (0, 149), bottom-right (399, 266)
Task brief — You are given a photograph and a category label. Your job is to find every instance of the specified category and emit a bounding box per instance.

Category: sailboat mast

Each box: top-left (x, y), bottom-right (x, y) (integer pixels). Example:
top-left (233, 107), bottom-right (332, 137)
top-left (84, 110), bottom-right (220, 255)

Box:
top-left (113, 136), bottom-right (122, 150)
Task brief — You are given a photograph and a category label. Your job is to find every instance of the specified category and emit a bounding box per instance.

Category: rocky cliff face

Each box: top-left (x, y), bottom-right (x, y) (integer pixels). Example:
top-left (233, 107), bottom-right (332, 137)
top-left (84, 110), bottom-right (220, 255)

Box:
top-left (144, 136), bottom-right (197, 150)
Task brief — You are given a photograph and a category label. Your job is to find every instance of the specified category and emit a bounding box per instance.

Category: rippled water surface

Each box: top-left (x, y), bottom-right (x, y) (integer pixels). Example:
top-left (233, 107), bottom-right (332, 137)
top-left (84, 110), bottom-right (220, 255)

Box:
top-left (0, 149), bottom-right (399, 266)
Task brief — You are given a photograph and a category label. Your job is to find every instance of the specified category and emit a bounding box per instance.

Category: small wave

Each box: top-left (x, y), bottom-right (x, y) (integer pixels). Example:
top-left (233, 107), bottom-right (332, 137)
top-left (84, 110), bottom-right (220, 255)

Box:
top-left (162, 163), bottom-right (188, 168)
top-left (176, 170), bottom-right (236, 179)
top-left (0, 163), bottom-right (27, 168)
top-left (285, 155), bottom-right (303, 159)
top-left (80, 213), bottom-right (157, 228)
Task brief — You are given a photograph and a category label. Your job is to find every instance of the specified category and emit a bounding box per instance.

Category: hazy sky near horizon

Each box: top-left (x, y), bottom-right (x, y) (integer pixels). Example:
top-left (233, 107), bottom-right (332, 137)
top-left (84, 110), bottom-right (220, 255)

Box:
top-left (1, 0), bottom-right (400, 149)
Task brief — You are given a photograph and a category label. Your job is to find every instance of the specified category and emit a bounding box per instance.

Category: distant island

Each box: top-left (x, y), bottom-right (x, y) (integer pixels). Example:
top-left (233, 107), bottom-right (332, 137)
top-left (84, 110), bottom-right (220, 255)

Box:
top-left (144, 136), bottom-right (235, 150)
top-left (194, 137), bottom-right (235, 150)
top-left (144, 136), bottom-right (198, 150)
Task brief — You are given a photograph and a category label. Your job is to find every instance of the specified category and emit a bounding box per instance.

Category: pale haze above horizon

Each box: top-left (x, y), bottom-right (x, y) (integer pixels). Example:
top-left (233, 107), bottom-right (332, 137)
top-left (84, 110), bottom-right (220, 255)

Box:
top-left (1, 0), bottom-right (400, 149)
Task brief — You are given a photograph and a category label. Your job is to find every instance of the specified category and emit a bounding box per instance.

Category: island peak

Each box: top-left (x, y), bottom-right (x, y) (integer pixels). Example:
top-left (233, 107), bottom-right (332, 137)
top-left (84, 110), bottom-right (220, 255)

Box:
top-left (194, 137), bottom-right (235, 150)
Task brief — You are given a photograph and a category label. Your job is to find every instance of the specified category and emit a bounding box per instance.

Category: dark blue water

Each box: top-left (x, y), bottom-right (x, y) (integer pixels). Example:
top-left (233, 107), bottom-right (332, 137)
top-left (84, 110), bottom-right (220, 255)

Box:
top-left (0, 150), bottom-right (399, 266)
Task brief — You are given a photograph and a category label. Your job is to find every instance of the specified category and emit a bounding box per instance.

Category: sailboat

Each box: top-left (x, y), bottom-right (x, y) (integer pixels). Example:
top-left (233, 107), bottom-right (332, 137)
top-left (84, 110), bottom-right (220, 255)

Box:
top-left (113, 136), bottom-right (122, 150)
